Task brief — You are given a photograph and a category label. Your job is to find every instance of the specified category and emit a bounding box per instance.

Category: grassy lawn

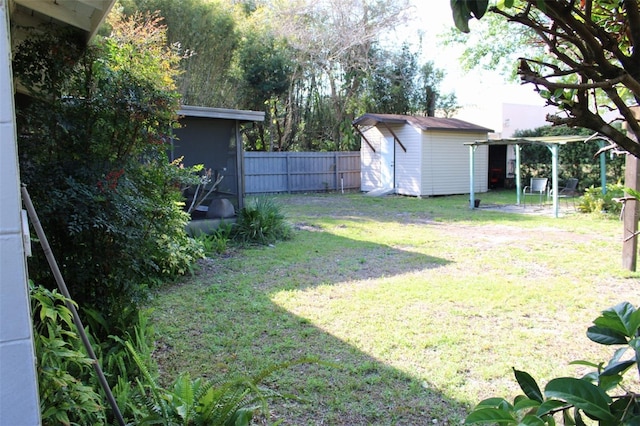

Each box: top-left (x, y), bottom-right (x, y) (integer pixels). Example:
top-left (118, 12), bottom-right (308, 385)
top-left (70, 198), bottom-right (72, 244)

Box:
top-left (148, 190), bottom-right (640, 425)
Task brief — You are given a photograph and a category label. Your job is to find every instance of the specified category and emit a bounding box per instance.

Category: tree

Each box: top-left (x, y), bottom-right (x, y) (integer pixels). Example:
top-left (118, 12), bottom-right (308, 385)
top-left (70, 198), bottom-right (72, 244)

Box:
top-left (264, 0), bottom-right (412, 150)
top-left (363, 45), bottom-right (459, 117)
top-left (450, 0), bottom-right (640, 158)
top-left (364, 44), bottom-right (419, 115)
top-left (119, 0), bottom-right (240, 107)
top-left (416, 61), bottom-right (459, 117)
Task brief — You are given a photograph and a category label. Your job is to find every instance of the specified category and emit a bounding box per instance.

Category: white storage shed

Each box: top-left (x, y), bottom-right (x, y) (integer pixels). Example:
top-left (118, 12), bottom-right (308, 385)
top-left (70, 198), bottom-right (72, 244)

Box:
top-left (353, 113), bottom-right (493, 197)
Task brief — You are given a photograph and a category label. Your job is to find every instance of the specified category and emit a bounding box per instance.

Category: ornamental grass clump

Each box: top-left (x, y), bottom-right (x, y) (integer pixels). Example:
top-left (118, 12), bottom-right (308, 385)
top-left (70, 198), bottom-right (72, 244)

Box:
top-left (233, 197), bottom-right (293, 245)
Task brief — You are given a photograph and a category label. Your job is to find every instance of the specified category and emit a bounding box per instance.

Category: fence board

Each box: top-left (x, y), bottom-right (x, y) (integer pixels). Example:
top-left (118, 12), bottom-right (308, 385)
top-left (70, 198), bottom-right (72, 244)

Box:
top-left (244, 151), bottom-right (360, 194)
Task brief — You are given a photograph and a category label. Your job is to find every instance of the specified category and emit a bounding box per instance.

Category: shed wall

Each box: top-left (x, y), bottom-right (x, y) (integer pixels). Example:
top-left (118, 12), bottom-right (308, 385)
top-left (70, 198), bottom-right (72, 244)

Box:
top-left (360, 127), bottom-right (383, 192)
top-left (421, 131), bottom-right (488, 196)
top-left (392, 124), bottom-right (422, 196)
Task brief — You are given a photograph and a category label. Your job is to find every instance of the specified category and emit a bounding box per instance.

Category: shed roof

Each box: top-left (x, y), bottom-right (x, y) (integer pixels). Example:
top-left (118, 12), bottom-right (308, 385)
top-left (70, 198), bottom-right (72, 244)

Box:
top-left (353, 113), bottom-right (494, 133)
top-left (179, 105), bottom-right (265, 122)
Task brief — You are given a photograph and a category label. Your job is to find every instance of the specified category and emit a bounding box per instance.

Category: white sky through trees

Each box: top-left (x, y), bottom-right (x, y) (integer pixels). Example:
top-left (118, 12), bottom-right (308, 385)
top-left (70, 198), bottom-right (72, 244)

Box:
top-left (387, 0), bottom-right (546, 132)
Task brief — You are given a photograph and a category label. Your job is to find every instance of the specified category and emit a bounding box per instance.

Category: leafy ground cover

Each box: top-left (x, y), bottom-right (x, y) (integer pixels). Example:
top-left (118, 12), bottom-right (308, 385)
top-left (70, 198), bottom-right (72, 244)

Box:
top-left (148, 190), bottom-right (640, 425)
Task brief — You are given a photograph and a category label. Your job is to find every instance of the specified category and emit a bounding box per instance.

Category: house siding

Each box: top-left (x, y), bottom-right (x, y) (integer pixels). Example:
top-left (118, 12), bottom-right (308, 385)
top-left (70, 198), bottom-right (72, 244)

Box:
top-left (421, 131), bottom-right (488, 196)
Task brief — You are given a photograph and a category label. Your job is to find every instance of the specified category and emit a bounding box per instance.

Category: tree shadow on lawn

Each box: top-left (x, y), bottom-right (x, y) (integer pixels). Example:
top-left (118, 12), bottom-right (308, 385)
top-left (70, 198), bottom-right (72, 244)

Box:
top-left (150, 230), bottom-right (470, 425)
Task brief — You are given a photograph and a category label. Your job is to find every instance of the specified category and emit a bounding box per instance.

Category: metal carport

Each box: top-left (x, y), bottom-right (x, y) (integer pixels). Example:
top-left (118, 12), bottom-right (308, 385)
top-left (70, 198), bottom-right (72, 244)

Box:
top-left (466, 135), bottom-right (608, 218)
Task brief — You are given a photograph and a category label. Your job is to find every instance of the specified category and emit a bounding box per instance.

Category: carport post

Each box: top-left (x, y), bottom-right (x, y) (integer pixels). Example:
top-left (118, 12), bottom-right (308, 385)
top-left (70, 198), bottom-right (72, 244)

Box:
top-left (598, 141), bottom-right (607, 194)
top-left (515, 144), bottom-right (522, 205)
top-left (469, 145), bottom-right (476, 209)
top-left (548, 144), bottom-right (559, 218)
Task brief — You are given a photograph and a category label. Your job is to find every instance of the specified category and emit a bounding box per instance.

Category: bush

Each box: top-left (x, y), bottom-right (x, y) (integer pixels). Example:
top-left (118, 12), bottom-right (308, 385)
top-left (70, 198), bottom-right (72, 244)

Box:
top-left (13, 14), bottom-right (203, 318)
top-left (31, 284), bottom-right (106, 425)
top-left (577, 182), bottom-right (625, 215)
top-left (233, 197), bottom-right (293, 245)
top-left (194, 221), bottom-right (234, 256)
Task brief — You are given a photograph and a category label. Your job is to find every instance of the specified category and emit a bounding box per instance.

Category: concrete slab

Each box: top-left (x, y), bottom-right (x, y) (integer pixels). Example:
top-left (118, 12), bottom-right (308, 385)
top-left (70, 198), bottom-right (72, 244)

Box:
top-left (365, 188), bottom-right (395, 197)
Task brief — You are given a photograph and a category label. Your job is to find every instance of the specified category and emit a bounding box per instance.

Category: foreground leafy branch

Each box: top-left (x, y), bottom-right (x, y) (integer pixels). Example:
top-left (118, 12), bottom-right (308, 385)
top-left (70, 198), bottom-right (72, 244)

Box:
top-left (465, 302), bottom-right (640, 425)
top-left (450, 0), bottom-right (640, 158)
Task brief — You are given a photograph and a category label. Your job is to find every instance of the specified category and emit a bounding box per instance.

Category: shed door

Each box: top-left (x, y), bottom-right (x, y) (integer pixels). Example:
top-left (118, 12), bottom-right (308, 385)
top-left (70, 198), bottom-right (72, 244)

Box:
top-left (380, 136), bottom-right (395, 190)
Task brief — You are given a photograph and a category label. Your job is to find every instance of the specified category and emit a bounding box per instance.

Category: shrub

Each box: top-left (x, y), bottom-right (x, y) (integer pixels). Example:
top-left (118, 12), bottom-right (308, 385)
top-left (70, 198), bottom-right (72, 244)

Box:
top-left (194, 221), bottom-right (234, 256)
top-left (577, 182), bottom-right (625, 215)
top-left (13, 14), bottom-right (203, 318)
top-left (31, 284), bottom-right (105, 425)
top-left (464, 302), bottom-right (640, 425)
top-left (233, 197), bottom-right (293, 245)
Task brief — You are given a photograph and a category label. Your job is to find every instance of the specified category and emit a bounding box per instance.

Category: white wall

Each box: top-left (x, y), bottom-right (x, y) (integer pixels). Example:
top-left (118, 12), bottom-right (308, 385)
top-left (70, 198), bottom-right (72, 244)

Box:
top-left (0, 0), bottom-right (41, 423)
top-left (501, 103), bottom-right (559, 138)
top-left (392, 124), bottom-right (423, 197)
top-left (360, 127), bottom-right (383, 192)
top-left (422, 131), bottom-right (489, 196)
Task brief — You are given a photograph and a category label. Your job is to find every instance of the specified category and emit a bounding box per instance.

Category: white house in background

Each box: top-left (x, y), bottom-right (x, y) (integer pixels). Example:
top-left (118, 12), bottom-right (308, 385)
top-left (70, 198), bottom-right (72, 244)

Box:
top-left (1, 1), bottom-right (115, 424)
top-left (353, 113), bottom-right (493, 197)
top-left (501, 103), bottom-right (560, 138)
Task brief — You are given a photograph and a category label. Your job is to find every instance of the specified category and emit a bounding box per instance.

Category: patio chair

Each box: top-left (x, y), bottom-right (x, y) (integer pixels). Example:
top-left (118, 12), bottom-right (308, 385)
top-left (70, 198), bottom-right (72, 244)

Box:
top-left (555, 178), bottom-right (579, 208)
top-left (523, 177), bottom-right (548, 207)
top-left (558, 178), bottom-right (579, 196)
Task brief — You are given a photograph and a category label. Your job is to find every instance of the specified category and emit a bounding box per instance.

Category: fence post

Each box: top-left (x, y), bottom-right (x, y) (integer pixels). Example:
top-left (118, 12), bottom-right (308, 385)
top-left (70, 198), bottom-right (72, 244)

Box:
top-left (286, 153), bottom-right (291, 194)
top-left (334, 152), bottom-right (339, 190)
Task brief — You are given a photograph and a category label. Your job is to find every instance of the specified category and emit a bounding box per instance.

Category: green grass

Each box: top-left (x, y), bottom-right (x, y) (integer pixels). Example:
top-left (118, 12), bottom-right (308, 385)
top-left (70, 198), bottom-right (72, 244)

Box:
top-left (148, 190), bottom-right (640, 425)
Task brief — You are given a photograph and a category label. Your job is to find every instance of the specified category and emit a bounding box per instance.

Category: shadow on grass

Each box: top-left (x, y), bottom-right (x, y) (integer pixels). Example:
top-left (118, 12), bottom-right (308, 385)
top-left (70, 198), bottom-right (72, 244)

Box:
top-left (150, 229), bottom-right (469, 425)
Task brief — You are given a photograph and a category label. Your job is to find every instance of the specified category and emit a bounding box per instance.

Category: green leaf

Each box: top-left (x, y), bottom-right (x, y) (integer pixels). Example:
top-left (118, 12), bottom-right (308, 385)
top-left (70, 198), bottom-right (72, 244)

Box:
top-left (562, 409), bottom-right (576, 426)
top-left (475, 397), bottom-right (513, 410)
top-left (467, 0), bottom-right (489, 19)
top-left (544, 378), bottom-right (615, 422)
top-left (537, 399), bottom-right (568, 416)
top-left (598, 373), bottom-right (622, 392)
top-left (623, 415), bottom-right (640, 425)
top-left (465, 408), bottom-right (516, 424)
top-left (569, 360), bottom-right (600, 368)
top-left (594, 302), bottom-right (640, 337)
top-left (601, 359), bottom-right (635, 376)
top-left (520, 414), bottom-right (546, 426)
top-left (514, 369), bottom-right (544, 403)
top-left (514, 397), bottom-right (540, 414)
top-left (587, 326), bottom-right (627, 345)
top-left (451, 0), bottom-right (472, 33)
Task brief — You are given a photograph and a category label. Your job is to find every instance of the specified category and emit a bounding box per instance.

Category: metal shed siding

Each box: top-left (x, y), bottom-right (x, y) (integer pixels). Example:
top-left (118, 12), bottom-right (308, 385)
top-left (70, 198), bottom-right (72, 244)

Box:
top-left (360, 126), bottom-right (383, 192)
top-left (421, 131), bottom-right (488, 196)
top-left (394, 124), bottom-right (422, 196)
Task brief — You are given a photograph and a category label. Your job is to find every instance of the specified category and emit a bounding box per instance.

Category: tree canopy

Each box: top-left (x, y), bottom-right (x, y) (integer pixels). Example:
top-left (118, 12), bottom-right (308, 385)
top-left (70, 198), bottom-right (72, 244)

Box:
top-left (120, 0), bottom-right (458, 151)
top-left (451, 0), bottom-right (640, 158)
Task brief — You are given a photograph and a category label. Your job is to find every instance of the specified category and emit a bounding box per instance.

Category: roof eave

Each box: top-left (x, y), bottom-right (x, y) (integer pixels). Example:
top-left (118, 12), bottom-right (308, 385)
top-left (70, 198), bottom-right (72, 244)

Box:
top-left (179, 105), bottom-right (265, 122)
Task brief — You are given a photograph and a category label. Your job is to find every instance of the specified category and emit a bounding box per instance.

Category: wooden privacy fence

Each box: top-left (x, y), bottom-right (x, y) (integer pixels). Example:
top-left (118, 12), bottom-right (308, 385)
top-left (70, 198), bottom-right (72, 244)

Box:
top-left (244, 151), bottom-right (361, 194)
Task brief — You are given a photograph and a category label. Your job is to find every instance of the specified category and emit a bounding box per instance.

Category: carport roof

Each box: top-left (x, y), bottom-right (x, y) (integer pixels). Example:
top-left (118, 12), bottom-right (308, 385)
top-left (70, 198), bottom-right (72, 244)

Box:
top-left (353, 113), bottom-right (494, 133)
top-left (466, 134), bottom-right (604, 146)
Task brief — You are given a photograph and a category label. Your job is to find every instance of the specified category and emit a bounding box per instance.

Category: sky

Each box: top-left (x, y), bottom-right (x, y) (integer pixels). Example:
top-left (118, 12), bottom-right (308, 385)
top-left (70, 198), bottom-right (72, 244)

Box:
top-left (386, 0), bottom-right (548, 133)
